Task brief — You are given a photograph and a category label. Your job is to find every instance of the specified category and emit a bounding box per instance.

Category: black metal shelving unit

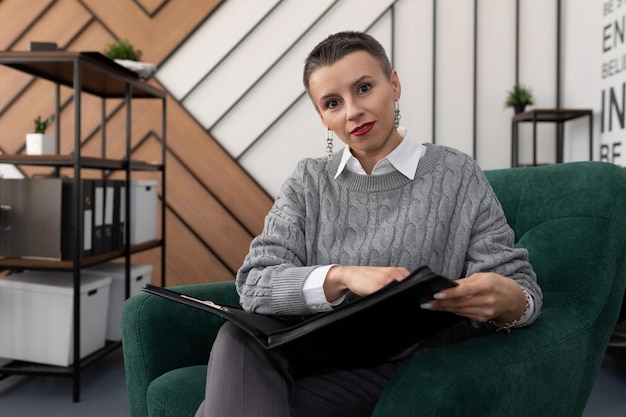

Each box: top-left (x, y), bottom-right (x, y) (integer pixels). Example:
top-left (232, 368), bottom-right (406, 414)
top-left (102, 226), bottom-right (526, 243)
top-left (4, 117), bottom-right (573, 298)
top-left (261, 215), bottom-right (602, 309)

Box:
top-left (0, 51), bottom-right (166, 402)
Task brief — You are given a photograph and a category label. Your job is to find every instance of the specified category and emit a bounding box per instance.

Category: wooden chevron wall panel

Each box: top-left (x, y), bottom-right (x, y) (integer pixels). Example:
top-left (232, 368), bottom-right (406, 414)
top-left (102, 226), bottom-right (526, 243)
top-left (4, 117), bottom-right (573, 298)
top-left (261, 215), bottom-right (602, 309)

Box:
top-left (0, 0), bottom-right (274, 287)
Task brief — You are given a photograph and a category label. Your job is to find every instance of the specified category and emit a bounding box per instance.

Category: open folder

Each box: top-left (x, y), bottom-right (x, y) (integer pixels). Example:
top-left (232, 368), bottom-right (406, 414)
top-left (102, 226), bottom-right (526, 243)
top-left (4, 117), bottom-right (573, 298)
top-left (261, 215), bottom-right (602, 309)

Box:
top-left (142, 266), bottom-right (464, 366)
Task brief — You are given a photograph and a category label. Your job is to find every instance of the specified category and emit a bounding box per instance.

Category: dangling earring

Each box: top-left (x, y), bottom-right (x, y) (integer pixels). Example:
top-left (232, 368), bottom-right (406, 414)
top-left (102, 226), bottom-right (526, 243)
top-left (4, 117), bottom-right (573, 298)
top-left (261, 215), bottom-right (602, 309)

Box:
top-left (394, 99), bottom-right (401, 129)
top-left (326, 128), bottom-right (334, 160)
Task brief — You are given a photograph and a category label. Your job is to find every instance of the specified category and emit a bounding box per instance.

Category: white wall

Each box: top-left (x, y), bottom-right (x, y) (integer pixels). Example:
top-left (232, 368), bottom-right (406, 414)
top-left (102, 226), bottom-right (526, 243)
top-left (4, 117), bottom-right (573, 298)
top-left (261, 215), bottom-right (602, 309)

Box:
top-left (158, 0), bottom-right (602, 197)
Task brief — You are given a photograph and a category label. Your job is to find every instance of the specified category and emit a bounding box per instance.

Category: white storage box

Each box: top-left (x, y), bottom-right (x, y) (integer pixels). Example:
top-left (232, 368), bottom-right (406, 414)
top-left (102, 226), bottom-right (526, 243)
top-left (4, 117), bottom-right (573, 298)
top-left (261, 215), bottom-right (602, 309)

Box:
top-left (86, 262), bottom-right (152, 341)
top-left (130, 180), bottom-right (158, 244)
top-left (0, 271), bottom-right (111, 367)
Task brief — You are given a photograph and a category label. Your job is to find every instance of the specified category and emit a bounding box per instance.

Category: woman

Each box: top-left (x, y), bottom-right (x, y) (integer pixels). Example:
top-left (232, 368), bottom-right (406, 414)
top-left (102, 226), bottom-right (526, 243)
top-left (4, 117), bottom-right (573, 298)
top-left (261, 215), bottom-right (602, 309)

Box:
top-left (195, 31), bottom-right (542, 417)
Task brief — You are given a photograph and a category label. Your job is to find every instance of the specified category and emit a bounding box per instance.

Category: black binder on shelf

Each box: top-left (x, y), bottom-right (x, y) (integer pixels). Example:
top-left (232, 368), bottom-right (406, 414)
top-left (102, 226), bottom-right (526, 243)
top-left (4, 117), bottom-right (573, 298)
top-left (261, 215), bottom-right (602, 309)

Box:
top-left (102, 181), bottom-right (115, 253)
top-left (111, 180), bottom-right (125, 250)
top-left (92, 180), bottom-right (105, 255)
top-left (61, 179), bottom-right (94, 259)
top-left (143, 266), bottom-right (464, 366)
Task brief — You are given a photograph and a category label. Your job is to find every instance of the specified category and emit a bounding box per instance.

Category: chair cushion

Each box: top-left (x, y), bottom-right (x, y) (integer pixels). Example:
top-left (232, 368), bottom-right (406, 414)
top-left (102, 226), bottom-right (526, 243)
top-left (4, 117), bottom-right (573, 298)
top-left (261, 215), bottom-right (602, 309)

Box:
top-left (147, 365), bottom-right (207, 417)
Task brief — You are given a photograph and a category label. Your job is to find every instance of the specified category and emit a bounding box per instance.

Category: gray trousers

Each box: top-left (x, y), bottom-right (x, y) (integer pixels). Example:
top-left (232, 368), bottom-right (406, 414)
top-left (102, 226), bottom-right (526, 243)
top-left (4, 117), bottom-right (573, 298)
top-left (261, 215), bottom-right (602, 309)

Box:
top-left (194, 322), bottom-right (410, 417)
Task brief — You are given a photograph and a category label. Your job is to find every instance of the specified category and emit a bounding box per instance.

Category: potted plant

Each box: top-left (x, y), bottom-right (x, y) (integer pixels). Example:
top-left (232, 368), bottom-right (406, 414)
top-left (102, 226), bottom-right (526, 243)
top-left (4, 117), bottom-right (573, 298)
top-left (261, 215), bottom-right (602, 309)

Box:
top-left (103, 39), bottom-right (155, 79)
top-left (26, 115), bottom-right (54, 155)
top-left (104, 38), bottom-right (143, 61)
top-left (505, 83), bottom-right (535, 114)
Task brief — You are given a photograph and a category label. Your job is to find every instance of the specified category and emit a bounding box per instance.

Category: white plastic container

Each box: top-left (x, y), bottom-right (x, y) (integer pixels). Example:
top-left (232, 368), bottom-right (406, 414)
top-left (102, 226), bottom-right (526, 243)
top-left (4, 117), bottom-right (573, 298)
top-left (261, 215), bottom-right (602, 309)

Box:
top-left (86, 262), bottom-right (152, 341)
top-left (130, 180), bottom-right (158, 244)
top-left (0, 271), bottom-right (111, 367)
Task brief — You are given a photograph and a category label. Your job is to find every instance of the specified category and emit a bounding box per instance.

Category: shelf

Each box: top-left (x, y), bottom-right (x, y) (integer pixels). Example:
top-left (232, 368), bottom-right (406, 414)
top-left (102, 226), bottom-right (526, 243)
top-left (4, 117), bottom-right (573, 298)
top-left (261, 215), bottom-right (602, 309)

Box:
top-left (512, 108), bottom-right (593, 123)
top-left (0, 341), bottom-right (122, 377)
top-left (0, 154), bottom-right (163, 171)
top-left (0, 50), bottom-right (167, 403)
top-left (0, 239), bottom-right (162, 270)
top-left (0, 51), bottom-right (164, 99)
top-left (511, 108), bottom-right (594, 166)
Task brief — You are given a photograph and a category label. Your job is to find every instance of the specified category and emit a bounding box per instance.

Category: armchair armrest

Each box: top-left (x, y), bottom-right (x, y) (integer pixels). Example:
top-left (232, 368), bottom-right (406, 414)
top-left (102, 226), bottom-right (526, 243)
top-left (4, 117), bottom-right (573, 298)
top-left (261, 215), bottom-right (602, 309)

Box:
top-left (122, 280), bottom-right (238, 417)
top-left (373, 302), bottom-right (607, 417)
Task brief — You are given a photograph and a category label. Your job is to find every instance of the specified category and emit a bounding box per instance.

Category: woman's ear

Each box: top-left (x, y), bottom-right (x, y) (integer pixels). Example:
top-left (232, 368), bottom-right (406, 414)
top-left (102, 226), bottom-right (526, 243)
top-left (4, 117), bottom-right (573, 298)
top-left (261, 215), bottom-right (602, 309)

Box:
top-left (390, 70), bottom-right (401, 99)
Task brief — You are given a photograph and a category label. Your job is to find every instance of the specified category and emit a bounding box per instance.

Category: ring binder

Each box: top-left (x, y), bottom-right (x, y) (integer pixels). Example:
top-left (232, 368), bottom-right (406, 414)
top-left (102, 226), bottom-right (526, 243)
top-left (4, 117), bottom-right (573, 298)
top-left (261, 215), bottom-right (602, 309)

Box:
top-left (143, 266), bottom-right (464, 366)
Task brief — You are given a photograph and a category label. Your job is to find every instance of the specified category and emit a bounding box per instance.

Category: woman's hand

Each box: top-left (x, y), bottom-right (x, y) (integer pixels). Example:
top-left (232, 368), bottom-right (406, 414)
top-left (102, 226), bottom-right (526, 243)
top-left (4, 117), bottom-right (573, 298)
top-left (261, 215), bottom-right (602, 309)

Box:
top-left (420, 272), bottom-right (527, 323)
top-left (323, 265), bottom-right (411, 303)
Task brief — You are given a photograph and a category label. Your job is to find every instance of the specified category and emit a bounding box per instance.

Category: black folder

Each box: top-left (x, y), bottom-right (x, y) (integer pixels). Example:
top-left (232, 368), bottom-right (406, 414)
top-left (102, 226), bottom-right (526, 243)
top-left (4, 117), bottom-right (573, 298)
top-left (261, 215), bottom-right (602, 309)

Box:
top-left (92, 180), bottom-right (106, 255)
top-left (111, 180), bottom-right (125, 250)
top-left (61, 179), bottom-right (94, 259)
top-left (143, 266), bottom-right (464, 366)
top-left (102, 180), bottom-right (115, 253)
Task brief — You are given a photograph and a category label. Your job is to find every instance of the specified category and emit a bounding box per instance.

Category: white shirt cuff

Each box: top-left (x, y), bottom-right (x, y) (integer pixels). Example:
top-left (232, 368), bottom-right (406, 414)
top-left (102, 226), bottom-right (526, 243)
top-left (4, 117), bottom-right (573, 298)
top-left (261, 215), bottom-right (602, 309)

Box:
top-left (303, 265), bottom-right (345, 312)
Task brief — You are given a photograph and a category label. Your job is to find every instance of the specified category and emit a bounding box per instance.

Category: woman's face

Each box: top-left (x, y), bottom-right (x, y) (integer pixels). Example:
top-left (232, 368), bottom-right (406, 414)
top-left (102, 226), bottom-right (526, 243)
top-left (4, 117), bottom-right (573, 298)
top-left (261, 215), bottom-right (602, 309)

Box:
top-left (308, 50), bottom-right (402, 164)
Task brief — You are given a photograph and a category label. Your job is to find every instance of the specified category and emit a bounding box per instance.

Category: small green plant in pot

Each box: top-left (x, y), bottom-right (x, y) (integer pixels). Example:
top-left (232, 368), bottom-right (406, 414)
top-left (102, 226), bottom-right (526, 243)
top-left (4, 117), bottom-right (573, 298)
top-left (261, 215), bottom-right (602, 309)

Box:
top-left (103, 39), bottom-right (156, 79)
top-left (26, 115), bottom-right (54, 155)
top-left (34, 115), bottom-right (53, 134)
top-left (103, 39), bottom-right (143, 61)
top-left (505, 83), bottom-right (535, 114)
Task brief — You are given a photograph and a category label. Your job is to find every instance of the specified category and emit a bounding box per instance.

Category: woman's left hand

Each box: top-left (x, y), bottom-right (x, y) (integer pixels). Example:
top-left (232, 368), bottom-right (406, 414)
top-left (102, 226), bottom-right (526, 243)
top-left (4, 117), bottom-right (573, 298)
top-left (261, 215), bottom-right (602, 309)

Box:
top-left (421, 272), bottom-right (527, 323)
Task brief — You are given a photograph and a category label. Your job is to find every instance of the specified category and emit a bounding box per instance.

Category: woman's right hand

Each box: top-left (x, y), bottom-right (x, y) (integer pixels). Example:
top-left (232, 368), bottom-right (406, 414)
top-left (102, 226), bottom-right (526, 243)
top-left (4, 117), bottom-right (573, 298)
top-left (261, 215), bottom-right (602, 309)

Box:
top-left (323, 265), bottom-right (411, 303)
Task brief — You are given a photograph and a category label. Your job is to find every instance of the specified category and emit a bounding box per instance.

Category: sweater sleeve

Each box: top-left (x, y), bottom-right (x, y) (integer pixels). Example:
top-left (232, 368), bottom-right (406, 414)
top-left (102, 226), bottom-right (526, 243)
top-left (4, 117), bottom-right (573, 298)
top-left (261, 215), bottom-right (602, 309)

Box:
top-left (463, 166), bottom-right (543, 327)
top-left (236, 160), bottom-right (320, 316)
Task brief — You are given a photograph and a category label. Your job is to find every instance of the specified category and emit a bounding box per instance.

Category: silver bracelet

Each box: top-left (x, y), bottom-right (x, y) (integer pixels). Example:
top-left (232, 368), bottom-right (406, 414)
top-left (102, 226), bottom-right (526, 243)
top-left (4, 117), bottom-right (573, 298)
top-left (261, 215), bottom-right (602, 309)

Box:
top-left (487, 289), bottom-right (531, 334)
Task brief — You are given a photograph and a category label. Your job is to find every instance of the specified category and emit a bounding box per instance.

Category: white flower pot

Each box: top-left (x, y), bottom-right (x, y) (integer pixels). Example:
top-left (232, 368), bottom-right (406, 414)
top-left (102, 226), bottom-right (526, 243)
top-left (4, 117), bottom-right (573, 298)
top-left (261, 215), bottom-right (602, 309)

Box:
top-left (26, 133), bottom-right (54, 155)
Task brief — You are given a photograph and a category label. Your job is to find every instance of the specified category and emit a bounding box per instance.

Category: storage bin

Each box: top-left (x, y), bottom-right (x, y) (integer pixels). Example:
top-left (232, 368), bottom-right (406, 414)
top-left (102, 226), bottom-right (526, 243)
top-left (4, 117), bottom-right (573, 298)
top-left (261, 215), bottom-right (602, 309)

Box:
top-left (0, 271), bottom-right (111, 367)
top-left (130, 180), bottom-right (158, 244)
top-left (86, 262), bottom-right (152, 341)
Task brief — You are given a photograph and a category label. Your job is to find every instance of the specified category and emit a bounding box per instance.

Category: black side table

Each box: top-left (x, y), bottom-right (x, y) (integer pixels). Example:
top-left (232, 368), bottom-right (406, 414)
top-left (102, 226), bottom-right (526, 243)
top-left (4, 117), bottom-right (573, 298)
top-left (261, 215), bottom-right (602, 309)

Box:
top-left (511, 108), bottom-right (593, 167)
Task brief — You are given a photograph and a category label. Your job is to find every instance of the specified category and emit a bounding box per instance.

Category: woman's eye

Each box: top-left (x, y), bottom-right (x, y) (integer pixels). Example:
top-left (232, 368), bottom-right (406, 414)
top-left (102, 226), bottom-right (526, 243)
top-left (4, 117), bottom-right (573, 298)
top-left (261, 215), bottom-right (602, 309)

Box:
top-left (326, 99), bottom-right (338, 109)
top-left (358, 84), bottom-right (371, 94)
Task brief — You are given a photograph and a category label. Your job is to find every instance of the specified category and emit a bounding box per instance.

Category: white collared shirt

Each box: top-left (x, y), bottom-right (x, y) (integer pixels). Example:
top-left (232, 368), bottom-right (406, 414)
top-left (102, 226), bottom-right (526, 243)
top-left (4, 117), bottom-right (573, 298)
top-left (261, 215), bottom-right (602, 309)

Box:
top-left (303, 128), bottom-right (425, 311)
top-left (334, 127), bottom-right (425, 180)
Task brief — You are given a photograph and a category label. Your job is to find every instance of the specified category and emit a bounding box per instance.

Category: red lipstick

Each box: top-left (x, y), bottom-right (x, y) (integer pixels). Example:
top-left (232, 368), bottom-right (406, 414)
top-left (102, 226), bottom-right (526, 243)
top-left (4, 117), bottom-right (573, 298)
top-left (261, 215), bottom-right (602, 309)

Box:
top-left (350, 122), bottom-right (375, 137)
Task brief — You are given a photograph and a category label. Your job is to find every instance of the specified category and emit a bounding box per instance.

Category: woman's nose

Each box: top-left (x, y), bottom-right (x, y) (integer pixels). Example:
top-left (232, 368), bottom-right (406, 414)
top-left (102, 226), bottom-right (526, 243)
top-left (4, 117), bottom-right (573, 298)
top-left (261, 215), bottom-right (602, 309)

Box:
top-left (345, 99), bottom-right (364, 121)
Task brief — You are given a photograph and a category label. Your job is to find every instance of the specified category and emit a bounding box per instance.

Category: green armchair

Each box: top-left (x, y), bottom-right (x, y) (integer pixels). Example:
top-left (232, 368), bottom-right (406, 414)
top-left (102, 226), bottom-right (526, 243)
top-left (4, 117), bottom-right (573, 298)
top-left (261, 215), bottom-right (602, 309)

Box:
top-left (122, 161), bottom-right (626, 417)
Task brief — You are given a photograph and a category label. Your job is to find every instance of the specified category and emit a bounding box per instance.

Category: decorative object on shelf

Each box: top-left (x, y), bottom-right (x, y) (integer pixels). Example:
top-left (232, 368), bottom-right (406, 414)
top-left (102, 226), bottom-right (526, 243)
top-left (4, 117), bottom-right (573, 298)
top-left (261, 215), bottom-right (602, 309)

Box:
top-left (505, 83), bottom-right (535, 114)
top-left (103, 39), bottom-right (156, 79)
top-left (26, 115), bottom-right (54, 155)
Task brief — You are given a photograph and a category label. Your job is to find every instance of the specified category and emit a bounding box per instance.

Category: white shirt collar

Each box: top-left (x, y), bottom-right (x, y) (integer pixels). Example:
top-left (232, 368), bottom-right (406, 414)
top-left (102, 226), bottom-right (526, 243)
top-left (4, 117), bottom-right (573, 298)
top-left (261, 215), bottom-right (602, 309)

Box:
top-left (334, 127), bottom-right (424, 180)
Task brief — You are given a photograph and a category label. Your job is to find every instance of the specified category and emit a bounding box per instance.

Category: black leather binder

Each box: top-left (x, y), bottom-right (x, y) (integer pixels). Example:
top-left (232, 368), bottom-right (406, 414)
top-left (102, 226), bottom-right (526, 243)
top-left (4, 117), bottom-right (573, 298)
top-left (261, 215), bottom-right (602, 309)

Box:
top-left (143, 266), bottom-right (464, 366)
top-left (92, 180), bottom-right (105, 255)
top-left (102, 180), bottom-right (115, 253)
top-left (61, 179), bottom-right (94, 259)
top-left (111, 180), bottom-right (125, 250)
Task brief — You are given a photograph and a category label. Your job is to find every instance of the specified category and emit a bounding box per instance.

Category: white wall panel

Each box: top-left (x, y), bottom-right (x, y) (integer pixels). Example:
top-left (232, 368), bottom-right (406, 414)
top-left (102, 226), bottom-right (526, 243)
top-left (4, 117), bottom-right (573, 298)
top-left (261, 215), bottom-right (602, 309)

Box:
top-left (238, 96), bottom-right (328, 197)
top-left (212, 0), bottom-right (395, 159)
top-left (394, 0), bottom-right (433, 145)
top-left (183, 0), bottom-right (335, 130)
top-left (518, 0), bottom-right (558, 165)
top-left (476, 0), bottom-right (516, 169)
top-left (156, 0), bottom-right (600, 197)
top-left (157, 0), bottom-right (280, 100)
top-left (435, 0), bottom-right (475, 155)
top-left (562, 0), bottom-right (601, 162)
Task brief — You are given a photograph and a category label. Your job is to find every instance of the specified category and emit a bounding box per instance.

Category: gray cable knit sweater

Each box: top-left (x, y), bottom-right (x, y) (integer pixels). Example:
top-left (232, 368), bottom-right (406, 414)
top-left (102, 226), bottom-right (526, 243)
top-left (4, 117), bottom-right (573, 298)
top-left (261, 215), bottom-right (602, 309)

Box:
top-left (237, 143), bottom-right (542, 326)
